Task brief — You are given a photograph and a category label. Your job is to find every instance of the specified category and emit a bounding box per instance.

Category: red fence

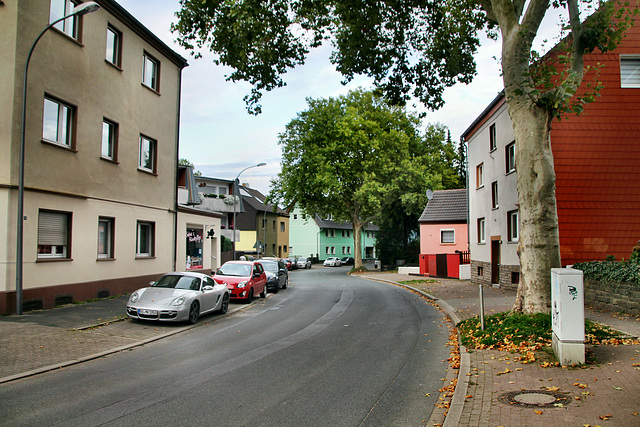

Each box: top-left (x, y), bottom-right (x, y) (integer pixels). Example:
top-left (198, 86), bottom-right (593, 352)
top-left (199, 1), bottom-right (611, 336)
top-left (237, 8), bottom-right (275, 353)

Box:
top-left (419, 251), bottom-right (469, 279)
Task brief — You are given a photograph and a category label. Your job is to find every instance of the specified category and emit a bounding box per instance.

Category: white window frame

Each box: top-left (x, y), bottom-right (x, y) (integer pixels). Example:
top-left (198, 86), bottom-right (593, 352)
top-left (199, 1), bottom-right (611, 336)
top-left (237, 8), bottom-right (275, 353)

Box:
top-left (506, 141), bottom-right (516, 174)
top-left (620, 55), bottom-right (640, 88)
top-left (142, 52), bottom-right (160, 91)
top-left (325, 246), bottom-right (330, 255)
top-left (440, 229), bottom-right (455, 244)
top-left (98, 217), bottom-right (114, 259)
top-left (38, 210), bottom-right (71, 259)
top-left (477, 218), bottom-right (486, 244)
top-left (50, 0), bottom-right (80, 39)
top-left (101, 119), bottom-right (117, 160)
top-left (138, 135), bottom-right (156, 173)
top-left (43, 97), bottom-right (74, 148)
top-left (489, 123), bottom-right (497, 152)
top-left (508, 210), bottom-right (520, 242)
top-left (491, 181), bottom-right (499, 209)
top-left (136, 221), bottom-right (155, 257)
top-left (476, 163), bottom-right (484, 188)
top-left (106, 25), bottom-right (122, 67)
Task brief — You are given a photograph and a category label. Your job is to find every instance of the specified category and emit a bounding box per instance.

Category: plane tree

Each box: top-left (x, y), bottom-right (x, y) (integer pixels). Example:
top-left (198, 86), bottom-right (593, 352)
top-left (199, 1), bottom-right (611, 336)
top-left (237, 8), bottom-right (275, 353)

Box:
top-left (172, 0), bottom-right (638, 313)
top-left (267, 89), bottom-right (445, 270)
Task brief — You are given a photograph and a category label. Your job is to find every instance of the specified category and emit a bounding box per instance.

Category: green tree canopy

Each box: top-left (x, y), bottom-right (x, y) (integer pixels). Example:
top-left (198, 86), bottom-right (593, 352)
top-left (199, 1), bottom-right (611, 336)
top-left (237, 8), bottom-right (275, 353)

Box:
top-left (269, 89), bottom-right (445, 268)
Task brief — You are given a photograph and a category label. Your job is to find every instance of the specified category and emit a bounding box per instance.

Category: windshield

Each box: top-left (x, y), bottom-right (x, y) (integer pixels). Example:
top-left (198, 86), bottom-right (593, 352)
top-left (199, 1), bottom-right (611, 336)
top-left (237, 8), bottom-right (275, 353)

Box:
top-left (298, 257), bottom-right (307, 262)
top-left (153, 275), bottom-right (201, 291)
top-left (260, 262), bottom-right (278, 273)
top-left (217, 263), bottom-right (252, 277)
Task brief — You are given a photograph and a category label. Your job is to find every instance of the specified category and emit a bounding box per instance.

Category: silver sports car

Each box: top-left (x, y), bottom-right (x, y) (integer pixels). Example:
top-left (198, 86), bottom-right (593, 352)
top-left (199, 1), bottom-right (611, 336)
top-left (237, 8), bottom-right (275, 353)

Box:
top-left (126, 272), bottom-right (230, 324)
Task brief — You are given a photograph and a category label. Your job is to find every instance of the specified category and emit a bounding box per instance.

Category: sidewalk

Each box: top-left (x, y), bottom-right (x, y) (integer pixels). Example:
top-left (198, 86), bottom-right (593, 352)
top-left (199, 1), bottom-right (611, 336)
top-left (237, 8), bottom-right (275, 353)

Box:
top-left (0, 295), bottom-right (249, 383)
top-left (356, 271), bottom-right (640, 427)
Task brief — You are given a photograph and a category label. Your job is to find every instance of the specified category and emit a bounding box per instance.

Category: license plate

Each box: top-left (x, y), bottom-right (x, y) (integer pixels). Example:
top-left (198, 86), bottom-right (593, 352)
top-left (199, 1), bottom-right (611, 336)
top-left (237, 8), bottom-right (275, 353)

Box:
top-left (139, 309), bottom-right (158, 315)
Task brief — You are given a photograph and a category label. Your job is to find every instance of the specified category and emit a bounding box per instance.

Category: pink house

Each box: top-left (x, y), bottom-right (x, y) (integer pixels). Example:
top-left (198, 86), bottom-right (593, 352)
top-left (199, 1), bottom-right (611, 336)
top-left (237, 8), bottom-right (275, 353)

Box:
top-left (419, 189), bottom-right (469, 278)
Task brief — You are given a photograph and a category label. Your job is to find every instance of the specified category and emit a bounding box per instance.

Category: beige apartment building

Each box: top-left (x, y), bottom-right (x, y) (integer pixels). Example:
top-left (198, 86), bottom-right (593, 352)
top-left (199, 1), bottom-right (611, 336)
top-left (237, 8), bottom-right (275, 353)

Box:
top-left (0, 0), bottom-right (188, 313)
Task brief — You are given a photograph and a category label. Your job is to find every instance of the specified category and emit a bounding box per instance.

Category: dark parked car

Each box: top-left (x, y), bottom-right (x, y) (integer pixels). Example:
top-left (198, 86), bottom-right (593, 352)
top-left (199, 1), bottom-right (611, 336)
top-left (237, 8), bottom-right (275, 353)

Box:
top-left (341, 257), bottom-right (355, 266)
top-left (257, 259), bottom-right (288, 293)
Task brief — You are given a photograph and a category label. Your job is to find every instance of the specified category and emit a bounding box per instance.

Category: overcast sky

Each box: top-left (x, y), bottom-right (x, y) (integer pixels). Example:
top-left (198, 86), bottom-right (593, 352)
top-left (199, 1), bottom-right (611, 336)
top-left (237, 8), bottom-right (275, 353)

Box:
top-left (116, 0), bottom-right (565, 195)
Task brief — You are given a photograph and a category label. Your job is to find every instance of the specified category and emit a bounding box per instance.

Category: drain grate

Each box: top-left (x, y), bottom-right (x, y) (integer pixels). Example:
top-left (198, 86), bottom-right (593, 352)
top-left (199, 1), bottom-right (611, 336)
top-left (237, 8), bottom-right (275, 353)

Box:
top-left (498, 390), bottom-right (571, 408)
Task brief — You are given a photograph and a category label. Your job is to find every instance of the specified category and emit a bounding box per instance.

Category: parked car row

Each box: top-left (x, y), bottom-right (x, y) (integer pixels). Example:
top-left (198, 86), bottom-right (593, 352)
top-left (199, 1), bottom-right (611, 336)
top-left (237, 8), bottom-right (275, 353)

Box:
top-left (126, 258), bottom-right (290, 324)
top-left (323, 256), bottom-right (354, 267)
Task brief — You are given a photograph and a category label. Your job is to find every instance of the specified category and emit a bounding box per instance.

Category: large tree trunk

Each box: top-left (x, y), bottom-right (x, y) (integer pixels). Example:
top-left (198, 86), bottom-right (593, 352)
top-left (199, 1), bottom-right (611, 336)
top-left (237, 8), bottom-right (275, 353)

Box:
top-left (352, 220), bottom-right (364, 269)
top-left (498, 2), bottom-right (563, 314)
top-left (508, 101), bottom-right (562, 314)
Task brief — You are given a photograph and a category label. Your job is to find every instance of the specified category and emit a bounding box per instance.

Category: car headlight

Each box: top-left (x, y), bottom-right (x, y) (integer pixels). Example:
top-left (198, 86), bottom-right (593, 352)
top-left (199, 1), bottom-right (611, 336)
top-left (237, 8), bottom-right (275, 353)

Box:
top-left (237, 281), bottom-right (247, 289)
top-left (171, 296), bottom-right (186, 306)
top-left (129, 292), bottom-right (139, 303)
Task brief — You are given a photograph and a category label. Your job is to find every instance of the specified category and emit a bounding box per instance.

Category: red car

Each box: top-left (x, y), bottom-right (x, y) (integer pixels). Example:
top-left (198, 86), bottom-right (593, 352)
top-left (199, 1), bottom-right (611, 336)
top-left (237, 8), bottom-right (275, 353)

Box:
top-left (213, 261), bottom-right (267, 303)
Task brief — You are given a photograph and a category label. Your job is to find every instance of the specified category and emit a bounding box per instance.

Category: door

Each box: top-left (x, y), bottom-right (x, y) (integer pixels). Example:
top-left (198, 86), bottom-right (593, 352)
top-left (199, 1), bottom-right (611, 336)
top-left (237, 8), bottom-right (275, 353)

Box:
top-left (491, 237), bottom-right (501, 285)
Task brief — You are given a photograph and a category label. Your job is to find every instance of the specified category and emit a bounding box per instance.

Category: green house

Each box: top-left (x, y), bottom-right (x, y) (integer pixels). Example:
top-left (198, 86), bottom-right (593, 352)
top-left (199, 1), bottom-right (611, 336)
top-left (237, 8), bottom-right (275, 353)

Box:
top-left (289, 208), bottom-right (378, 262)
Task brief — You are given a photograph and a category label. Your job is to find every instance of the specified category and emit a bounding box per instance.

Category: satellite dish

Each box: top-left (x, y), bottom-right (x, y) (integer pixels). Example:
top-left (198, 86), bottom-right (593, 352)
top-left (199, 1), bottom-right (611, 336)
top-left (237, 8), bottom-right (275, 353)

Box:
top-left (426, 189), bottom-right (434, 200)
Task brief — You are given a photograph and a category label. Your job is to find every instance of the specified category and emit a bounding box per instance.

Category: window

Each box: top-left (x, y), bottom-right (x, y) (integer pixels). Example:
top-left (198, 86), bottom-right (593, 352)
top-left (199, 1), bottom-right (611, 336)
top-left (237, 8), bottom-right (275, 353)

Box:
top-left (478, 266), bottom-right (484, 276)
top-left (441, 229), bottom-right (455, 244)
top-left (98, 217), bottom-right (114, 259)
top-left (507, 210), bottom-right (519, 242)
top-left (621, 56), bottom-right (640, 88)
top-left (342, 230), bottom-right (351, 238)
top-left (326, 246), bottom-right (330, 255)
top-left (138, 135), bottom-right (156, 173)
top-left (218, 187), bottom-right (227, 195)
top-left (272, 220), bottom-right (276, 231)
top-left (280, 221), bottom-right (285, 232)
top-left (477, 218), bottom-right (486, 244)
top-left (43, 97), bottom-right (74, 148)
top-left (511, 272), bottom-right (520, 285)
top-left (293, 214), bottom-right (298, 220)
top-left (331, 246), bottom-right (335, 254)
top-left (506, 141), bottom-right (516, 174)
top-left (491, 181), bottom-right (499, 209)
top-left (476, 163), bottom-right (484, 188)
top-left (50, 0), bottom-right (80, 39)
top-left (142, 52), bottom-right (159, 91)
top-left (136, 221), bottom-right (155, 257)
top-left (101, 119), bottom-right (118, 161)
top-left (38, 210), bottom-right (71, 259)
top-left (106, 25), bottom-right (122, 67)
top-left (346, 246), bottom-right (351, 254)
top-left (489, 123), bottom-right (497, 151)
top-left (342, 246), bottom-right (347, 254)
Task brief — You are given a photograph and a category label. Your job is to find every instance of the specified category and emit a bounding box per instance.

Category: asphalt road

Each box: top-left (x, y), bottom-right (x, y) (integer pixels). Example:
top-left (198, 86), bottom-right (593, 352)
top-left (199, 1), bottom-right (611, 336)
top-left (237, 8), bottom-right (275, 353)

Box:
top-left (0, 266), bottom-right (450, 426)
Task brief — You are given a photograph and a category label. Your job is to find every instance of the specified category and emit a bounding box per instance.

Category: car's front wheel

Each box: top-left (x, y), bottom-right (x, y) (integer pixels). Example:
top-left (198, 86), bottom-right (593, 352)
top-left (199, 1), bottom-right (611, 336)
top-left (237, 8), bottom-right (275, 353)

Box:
top-left (282, 277), bottom-right (288, 289)
top-left (244, 288), bottom-right (254, 304)
top-left (260, 285), bottom-right (267, 298)
top-left (188, 301), bottom-right (200, 324)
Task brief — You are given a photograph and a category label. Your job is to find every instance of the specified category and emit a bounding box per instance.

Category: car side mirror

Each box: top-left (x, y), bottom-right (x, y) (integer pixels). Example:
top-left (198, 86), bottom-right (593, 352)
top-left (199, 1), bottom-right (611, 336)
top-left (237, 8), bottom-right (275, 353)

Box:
top-left (279, 269), bottom-right (286, 274)
top-left (149, 281), bottom-right (156, 286)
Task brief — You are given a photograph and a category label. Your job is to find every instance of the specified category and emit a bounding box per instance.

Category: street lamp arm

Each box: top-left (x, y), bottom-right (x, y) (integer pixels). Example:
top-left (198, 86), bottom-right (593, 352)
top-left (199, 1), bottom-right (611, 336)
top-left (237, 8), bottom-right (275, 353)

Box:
top-left (231, 162), bottom-right (266, 260)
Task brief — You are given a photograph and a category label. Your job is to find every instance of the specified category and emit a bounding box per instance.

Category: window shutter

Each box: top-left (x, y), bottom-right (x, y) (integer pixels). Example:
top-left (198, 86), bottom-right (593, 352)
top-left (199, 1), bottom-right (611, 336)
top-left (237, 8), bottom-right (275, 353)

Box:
top-left (621, 58), bottom-right (640, 88)
top-left (38, 211), bottom-right (67, 245)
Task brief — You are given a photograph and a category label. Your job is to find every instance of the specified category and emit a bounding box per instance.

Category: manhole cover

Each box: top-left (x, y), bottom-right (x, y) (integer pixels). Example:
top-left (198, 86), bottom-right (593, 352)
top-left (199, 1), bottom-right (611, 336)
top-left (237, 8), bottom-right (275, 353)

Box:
top-left (498, 390), bottom-right (570, 408)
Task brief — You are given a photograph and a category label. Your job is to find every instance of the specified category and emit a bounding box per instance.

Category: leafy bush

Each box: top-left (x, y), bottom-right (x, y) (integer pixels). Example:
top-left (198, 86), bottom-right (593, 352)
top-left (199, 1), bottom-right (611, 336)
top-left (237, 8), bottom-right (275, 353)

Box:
top-left (572, 259), bottom-right (640, 285)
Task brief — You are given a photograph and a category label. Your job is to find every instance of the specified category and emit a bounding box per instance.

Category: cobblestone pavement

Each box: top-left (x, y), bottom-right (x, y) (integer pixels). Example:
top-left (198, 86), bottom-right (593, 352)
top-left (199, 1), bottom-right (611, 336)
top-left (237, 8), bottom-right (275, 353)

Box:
top-left (355, 271), bottom-right (640, 427)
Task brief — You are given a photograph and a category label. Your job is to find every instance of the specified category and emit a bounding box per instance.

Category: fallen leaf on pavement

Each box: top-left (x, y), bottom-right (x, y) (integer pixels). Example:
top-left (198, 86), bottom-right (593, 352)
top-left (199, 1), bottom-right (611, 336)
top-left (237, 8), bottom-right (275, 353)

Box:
top-left (534, 410), bottom-right (544, 415)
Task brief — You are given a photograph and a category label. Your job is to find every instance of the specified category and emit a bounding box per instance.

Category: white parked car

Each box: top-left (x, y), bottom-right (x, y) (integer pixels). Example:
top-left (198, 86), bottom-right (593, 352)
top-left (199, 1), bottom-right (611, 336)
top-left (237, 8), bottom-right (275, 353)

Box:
top-left (126, 272), bottom-right (230, 324)
top-left (296, 257), bottom-right (312, 269)
top-left (323, 257), bottom-right (342, 267)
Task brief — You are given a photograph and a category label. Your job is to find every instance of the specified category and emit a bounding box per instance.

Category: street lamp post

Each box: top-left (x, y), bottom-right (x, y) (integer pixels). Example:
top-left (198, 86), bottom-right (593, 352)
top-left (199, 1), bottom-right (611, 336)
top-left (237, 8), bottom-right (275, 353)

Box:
top-left (232, 163), bottom-right (266, 260)
top-left (15, 2), bottom-right (100, 315)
